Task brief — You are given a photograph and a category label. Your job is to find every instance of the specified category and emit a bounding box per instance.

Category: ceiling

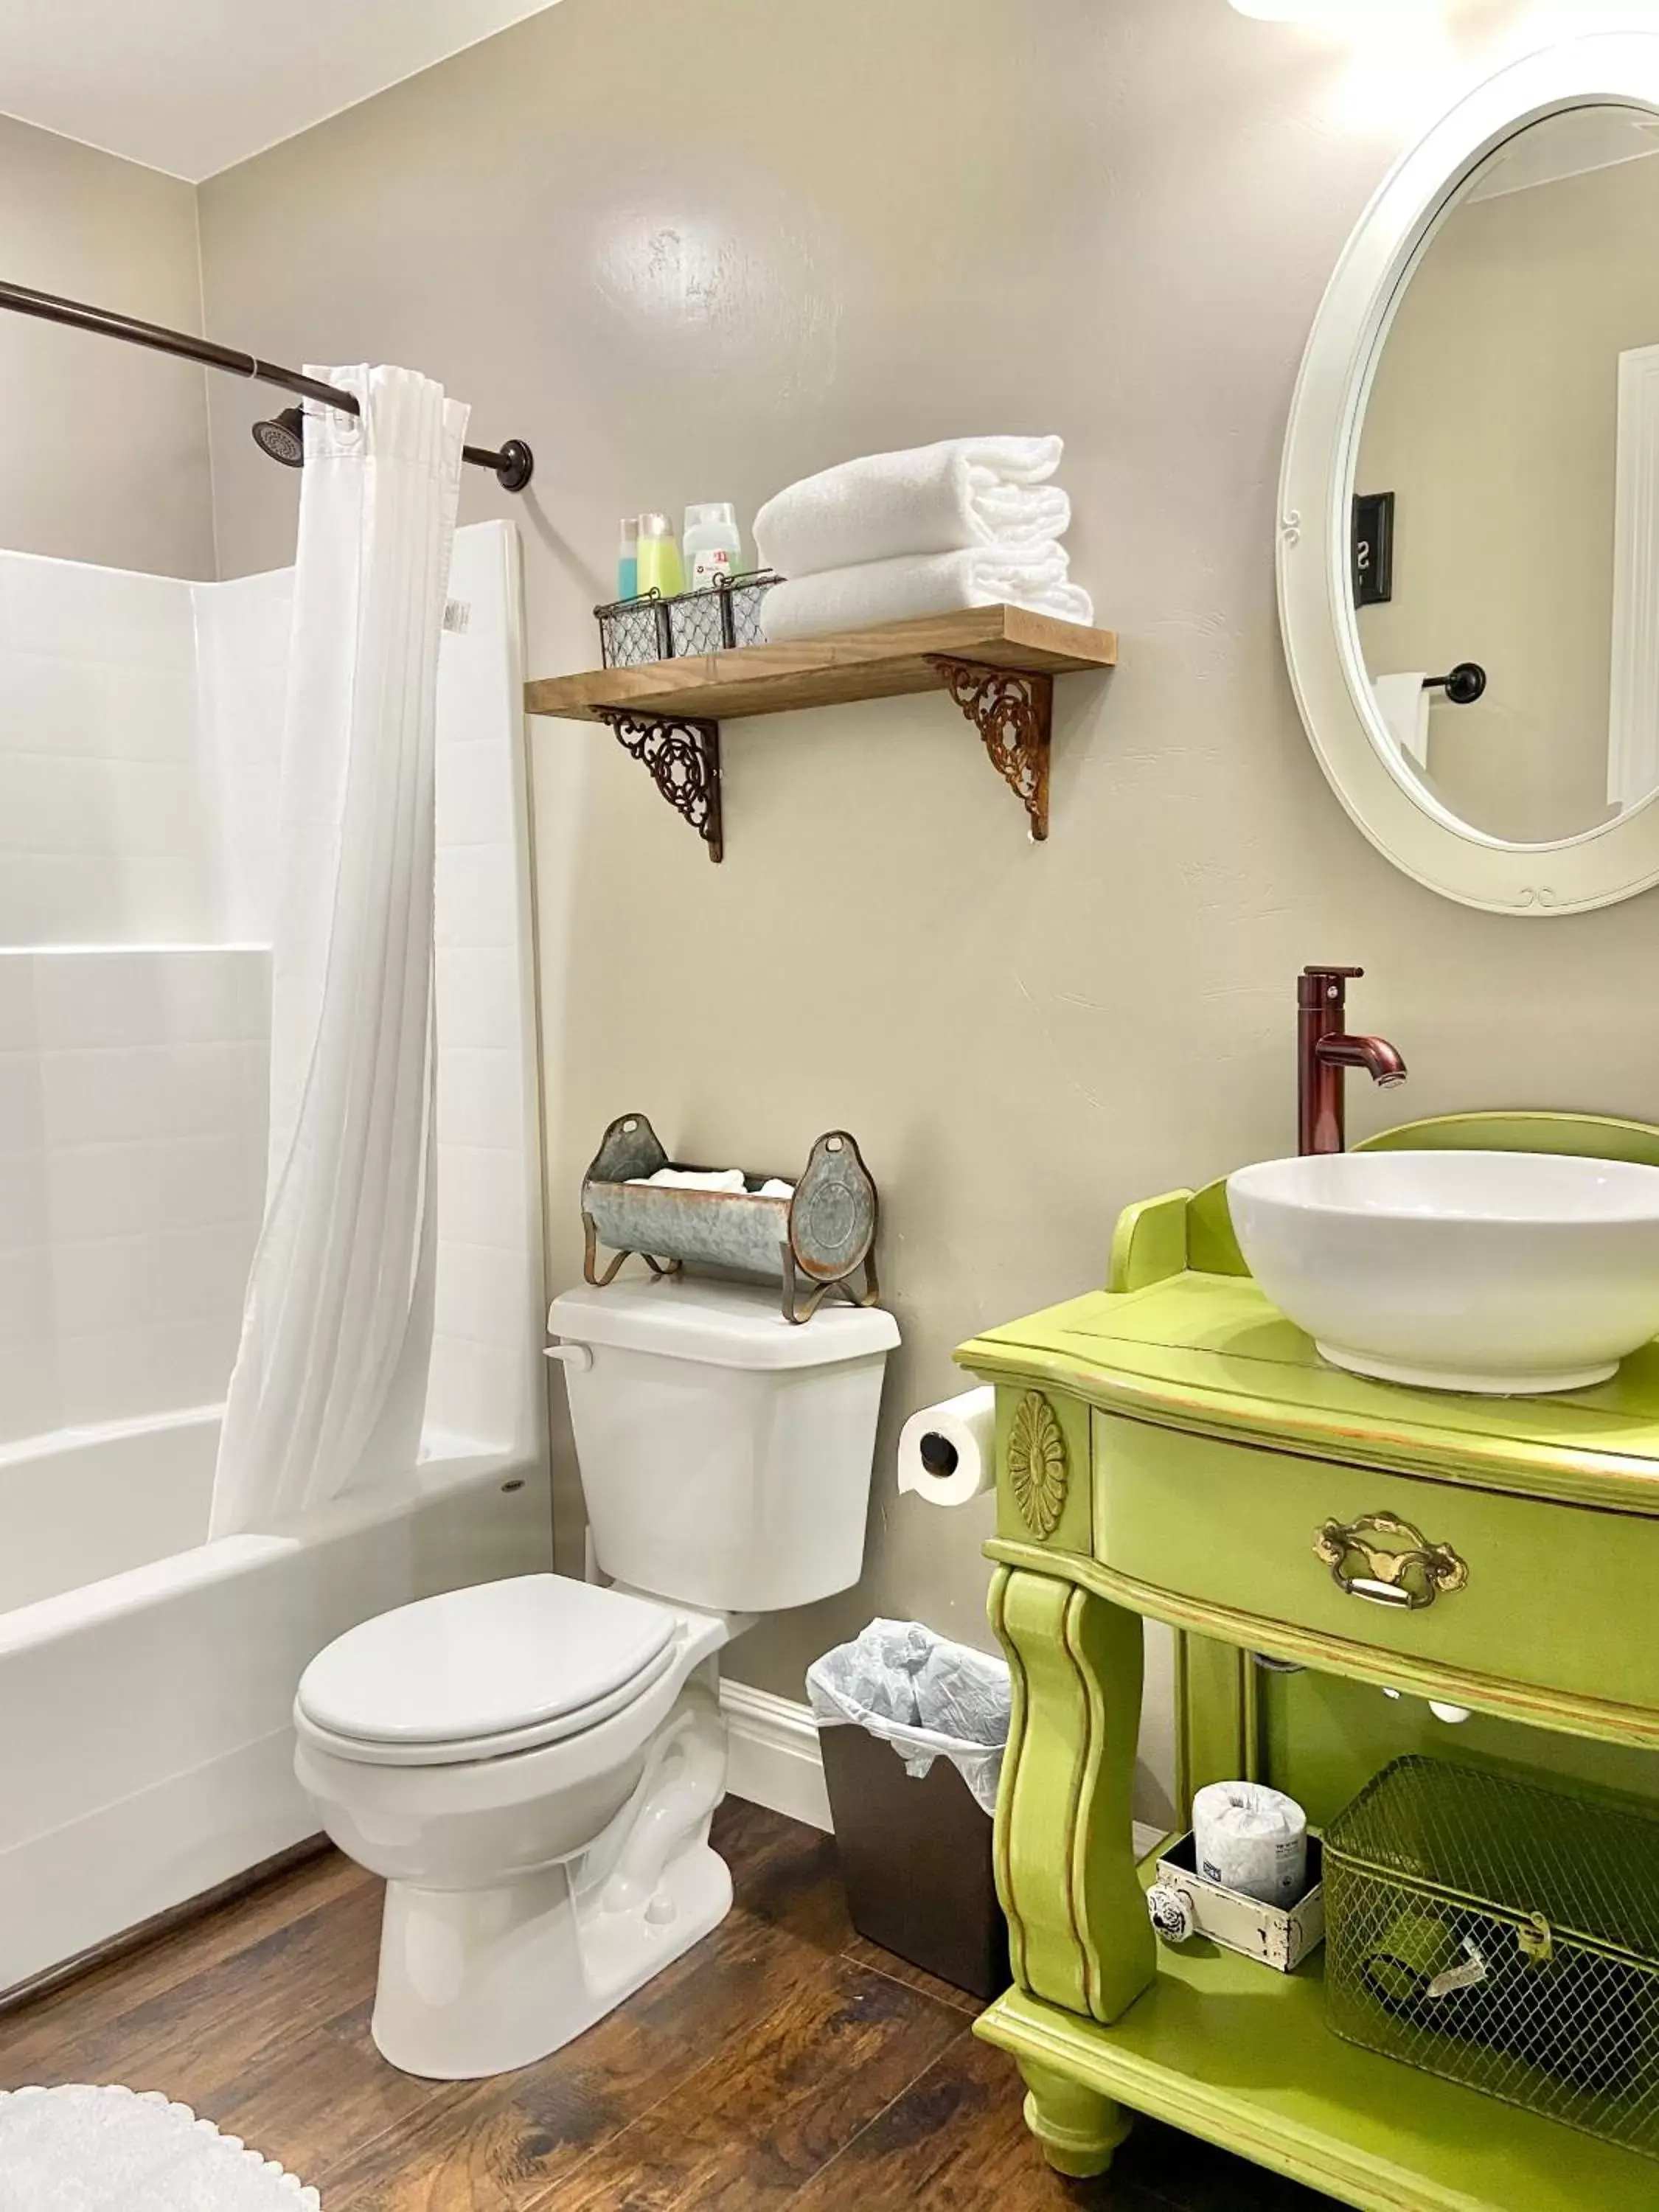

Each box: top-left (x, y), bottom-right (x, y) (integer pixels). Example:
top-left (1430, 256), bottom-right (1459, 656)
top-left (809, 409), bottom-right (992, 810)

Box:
top-left (1470, 105), bottom-right (1659, 202)
top-left (0, 0), bottom-right (568, 182)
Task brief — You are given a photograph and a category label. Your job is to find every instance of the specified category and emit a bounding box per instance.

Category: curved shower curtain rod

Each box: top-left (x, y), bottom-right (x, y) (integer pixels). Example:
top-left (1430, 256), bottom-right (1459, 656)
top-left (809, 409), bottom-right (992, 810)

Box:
top-left (0, 274), bottom-right (535, 493)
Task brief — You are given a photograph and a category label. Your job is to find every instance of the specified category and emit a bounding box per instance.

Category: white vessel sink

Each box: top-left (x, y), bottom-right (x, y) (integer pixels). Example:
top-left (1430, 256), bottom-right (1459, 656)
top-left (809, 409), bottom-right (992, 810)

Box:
top-left (1226, 1150), bottom-right (1659, 1395)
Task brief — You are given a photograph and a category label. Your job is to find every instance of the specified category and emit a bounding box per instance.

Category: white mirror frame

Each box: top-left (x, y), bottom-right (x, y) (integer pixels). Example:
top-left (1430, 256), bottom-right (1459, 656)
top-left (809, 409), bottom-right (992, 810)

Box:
top-left (1279, 35), bottom-right (1659, 916)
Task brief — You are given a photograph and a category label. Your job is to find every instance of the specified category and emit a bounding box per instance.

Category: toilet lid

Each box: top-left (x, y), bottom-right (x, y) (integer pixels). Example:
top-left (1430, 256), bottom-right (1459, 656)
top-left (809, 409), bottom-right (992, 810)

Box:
top-left (295, 1575), bottom-right (679, 1748)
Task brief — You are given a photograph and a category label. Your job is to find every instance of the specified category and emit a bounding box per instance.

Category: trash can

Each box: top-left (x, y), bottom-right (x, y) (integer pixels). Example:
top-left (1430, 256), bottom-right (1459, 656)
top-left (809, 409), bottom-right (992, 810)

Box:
top-left (807, 1618), bottom-right (1012, 2001)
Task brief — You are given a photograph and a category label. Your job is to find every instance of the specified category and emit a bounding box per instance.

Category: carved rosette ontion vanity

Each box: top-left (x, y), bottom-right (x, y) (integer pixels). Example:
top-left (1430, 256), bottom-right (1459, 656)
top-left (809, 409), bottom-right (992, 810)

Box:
top-left (961, 1114), bottom-right (1659, 2212)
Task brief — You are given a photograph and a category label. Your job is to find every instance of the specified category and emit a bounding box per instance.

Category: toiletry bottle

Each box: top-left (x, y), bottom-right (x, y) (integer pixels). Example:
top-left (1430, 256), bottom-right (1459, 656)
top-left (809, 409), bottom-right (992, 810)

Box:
top-left (684, 501), bottom-right (742, 592)
top-left (636, 512), bottom-right (684, 599)
top-left (617, 517), bottom-right (639, 602)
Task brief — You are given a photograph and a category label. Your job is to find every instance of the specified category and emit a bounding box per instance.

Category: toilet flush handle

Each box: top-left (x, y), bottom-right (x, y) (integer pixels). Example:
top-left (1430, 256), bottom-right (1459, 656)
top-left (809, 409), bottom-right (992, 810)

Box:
top-left (545, 1341), bottom-right (594, 1372)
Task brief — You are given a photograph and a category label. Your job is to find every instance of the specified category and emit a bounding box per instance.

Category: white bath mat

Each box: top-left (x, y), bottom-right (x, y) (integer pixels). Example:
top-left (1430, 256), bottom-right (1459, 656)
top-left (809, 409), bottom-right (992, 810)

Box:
top-left (0, 2085), bottom-right (320, 2210)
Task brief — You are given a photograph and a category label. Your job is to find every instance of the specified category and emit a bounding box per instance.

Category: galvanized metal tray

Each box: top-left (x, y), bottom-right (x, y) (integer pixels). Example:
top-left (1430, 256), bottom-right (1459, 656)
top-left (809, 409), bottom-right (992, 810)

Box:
top-left (580, 1113), bottom-right (880, 1324)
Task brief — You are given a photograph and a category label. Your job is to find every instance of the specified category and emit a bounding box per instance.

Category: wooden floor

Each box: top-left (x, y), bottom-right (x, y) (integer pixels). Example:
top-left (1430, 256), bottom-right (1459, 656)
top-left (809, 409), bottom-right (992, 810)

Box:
top-left (0, 1800), bottom-right (1335, 2210)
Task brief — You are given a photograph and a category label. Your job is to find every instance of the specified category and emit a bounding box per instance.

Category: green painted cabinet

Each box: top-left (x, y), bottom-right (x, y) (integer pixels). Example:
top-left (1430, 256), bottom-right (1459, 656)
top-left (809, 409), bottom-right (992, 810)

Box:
top-left (959, 1115), bottom-right (1659, 2212)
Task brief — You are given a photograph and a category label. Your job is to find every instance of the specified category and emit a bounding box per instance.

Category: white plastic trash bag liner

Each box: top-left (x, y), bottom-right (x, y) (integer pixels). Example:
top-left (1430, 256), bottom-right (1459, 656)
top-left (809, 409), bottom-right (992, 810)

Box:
top-left (806, 1618), bottom-right (1010, 1815)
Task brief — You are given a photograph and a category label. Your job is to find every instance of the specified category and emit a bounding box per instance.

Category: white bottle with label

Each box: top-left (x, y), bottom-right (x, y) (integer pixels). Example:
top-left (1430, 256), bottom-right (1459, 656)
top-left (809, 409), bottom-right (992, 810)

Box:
top-left (684, 501), bottom-right (742, 591)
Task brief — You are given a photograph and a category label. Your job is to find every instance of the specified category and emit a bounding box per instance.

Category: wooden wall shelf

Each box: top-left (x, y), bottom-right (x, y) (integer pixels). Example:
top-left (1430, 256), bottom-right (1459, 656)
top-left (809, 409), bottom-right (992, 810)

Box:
top-left (524, 605), bottom-right (1116, 860)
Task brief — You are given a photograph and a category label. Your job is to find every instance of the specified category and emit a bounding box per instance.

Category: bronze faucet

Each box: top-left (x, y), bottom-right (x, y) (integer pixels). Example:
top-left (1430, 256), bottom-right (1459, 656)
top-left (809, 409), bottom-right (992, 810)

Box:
top-left (1298, 966), bottom-right (1407, 1155)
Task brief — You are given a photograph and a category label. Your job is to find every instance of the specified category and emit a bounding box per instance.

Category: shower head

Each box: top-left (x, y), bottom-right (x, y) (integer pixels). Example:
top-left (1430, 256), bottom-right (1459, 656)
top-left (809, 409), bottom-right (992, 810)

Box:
top-left (251, 406), bottom-right (305, 467)
top-left (248, 400), bottom-right (535, 490)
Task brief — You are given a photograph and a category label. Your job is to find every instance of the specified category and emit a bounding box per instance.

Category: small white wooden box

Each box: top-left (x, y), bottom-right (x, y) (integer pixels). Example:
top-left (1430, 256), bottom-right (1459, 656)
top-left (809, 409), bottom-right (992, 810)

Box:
top-left (1147, 1831), bottom-right (1325, 1973)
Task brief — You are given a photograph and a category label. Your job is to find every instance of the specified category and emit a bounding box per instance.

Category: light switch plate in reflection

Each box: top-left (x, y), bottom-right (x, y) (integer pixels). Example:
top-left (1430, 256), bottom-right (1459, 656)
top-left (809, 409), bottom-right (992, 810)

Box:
top-left (1352, 491), bottom-right (1394, 608)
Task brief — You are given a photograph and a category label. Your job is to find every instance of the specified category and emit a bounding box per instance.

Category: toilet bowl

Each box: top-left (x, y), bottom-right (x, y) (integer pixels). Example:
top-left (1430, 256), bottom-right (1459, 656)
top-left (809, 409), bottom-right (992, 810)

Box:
top-left (295, 1575), bottom-right (737, 2079)
top-left (294, 1278), bottom-right (898, 2079)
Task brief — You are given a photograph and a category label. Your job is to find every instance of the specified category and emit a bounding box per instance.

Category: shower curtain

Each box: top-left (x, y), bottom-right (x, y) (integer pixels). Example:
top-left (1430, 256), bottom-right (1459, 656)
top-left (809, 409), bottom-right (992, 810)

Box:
top-left (209, 366), bottom-right (468, 1539)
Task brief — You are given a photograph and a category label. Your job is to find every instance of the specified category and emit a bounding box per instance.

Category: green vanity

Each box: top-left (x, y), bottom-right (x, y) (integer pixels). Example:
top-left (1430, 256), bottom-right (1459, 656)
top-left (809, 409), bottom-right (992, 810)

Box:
top-left (959, 1115), bottom-right (1659, 2212)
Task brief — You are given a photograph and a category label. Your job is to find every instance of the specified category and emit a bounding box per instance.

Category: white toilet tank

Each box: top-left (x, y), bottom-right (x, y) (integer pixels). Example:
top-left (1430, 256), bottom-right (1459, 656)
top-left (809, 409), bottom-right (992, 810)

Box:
top-left (546, 1279), bottom-right (900, 1613)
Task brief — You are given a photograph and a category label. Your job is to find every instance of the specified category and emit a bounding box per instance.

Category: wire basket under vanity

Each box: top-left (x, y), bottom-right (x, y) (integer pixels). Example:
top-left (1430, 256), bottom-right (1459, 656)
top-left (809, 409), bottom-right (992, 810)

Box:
top-left (596, 571), bottom-right (781, 669)
top-left (1324, 1756), bottom-right (1659, 2162)
top-left (579, 1112), bottom-right (880, 1325)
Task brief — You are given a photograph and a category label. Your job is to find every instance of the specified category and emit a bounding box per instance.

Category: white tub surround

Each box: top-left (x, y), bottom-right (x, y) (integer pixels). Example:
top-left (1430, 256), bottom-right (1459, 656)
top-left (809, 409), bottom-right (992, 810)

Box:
top-left (0, 1422), bottom-right (547, 1996)
top-left (0, 521), bottom-right (549, 1990)
top-left (0, 1410), bottom-right (220, 1612)
top-left (0, 525), bottom-right (542, 1469)
top-left (0, 552), bottom-right (212, 947)
top-left (0, 950), bottom-right (267, 1442)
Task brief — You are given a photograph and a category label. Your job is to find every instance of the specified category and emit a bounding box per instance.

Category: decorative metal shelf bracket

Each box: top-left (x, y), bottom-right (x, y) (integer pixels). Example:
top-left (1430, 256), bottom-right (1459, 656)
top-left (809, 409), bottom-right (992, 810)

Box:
top-left (928, 656), bottom-right (1054, 841)
top-left (595, 708), bottom-right (723, 863)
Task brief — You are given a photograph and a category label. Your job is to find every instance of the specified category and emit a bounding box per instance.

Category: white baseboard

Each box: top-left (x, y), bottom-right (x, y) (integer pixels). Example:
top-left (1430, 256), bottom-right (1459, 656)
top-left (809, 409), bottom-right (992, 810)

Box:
top-left (718, 1680), bottom-right (832, 1834)
top-left (716, 1679), bottom-right (1169, 1859)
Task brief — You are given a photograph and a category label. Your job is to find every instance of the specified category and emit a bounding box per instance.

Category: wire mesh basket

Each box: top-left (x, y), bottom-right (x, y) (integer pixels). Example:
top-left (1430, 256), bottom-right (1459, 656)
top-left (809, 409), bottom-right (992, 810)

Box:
top-left (597, 592), bottom-right (672, 669)
top-left (1324, 1757), bottom-right (1659, 2160)
top-left (596, 571), bottom-right (779, 669)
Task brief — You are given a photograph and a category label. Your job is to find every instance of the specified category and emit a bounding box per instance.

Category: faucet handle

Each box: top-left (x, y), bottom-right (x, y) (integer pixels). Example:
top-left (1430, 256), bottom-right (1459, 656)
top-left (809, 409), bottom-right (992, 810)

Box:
top-left (1301, 964), bottom-right (1363, 1011)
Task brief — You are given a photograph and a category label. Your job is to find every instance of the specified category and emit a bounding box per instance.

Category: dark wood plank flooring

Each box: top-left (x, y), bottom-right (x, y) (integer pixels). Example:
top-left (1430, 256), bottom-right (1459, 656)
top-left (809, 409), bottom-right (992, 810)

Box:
top-left (0, 1800), bottom-right (1337, 2210)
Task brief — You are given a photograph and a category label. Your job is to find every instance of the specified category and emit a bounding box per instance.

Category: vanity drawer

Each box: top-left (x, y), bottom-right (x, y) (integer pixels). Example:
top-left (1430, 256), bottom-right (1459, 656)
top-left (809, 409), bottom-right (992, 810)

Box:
top-left (1092, 1411), bottom-right (1659, 1713)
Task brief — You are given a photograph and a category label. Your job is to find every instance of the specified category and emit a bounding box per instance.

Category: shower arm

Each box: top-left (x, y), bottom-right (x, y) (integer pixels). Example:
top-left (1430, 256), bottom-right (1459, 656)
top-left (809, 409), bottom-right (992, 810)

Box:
top-left (0, 274), bottom-right (534, 492)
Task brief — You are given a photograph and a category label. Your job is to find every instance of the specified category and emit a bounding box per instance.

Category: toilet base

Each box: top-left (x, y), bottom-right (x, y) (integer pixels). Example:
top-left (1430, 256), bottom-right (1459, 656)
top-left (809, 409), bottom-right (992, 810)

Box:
top-left (371, 1840), bottom-right (732, 2079)
top-left (369, 1688), bottom-right (732, 2079)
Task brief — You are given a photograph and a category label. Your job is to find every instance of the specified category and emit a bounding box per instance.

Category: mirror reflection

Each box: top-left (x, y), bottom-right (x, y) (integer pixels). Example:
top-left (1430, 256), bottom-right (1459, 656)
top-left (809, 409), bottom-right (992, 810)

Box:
top-left (1356, 105), bottom-right (1659, 845)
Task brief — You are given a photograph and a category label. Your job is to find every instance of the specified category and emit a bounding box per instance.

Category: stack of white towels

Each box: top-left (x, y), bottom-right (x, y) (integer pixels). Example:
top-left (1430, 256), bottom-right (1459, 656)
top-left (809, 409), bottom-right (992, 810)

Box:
top-left (754, 434), bottom-right (1093, 644)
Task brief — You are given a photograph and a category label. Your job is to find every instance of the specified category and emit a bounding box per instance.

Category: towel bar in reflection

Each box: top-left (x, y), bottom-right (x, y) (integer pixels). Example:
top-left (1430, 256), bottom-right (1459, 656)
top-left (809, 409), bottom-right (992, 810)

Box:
top-left (1422, 663), bottom-right (1487, 706)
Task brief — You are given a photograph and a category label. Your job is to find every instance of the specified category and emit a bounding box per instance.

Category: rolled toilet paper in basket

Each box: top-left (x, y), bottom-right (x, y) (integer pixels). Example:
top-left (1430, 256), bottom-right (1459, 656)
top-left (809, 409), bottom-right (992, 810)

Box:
top-left (1192, 1781), bottom-right (1308, 1907)
top-left (897, 1388), bottom-right (996, 1507)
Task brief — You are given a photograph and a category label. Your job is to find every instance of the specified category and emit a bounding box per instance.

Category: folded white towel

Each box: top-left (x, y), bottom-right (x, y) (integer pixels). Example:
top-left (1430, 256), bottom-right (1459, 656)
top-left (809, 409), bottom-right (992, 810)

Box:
top-left (626, 1168), bottom-right (748, 1193)
top-left (754, 437), bottom-right (1070, 577)
top-left (757, 1178), bottom-right (796, 1200)
top-left (760, 546), bottom-right (1094, 644)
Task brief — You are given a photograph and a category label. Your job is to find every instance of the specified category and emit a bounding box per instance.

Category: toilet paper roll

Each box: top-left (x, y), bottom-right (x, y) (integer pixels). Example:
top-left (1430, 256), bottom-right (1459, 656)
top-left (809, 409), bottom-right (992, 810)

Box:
top-left (897, 1388), bottom-right (996, 1508)
top-left (1192, 1781), bottom-right (1309, 1907)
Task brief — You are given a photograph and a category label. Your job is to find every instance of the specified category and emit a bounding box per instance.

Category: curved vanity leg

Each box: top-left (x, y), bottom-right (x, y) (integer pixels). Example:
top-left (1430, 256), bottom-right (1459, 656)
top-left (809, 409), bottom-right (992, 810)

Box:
top-left (989, 1565), bottom-right (1155, 2023)
top-left (1017, 2059), bottom-right (1133, 2178)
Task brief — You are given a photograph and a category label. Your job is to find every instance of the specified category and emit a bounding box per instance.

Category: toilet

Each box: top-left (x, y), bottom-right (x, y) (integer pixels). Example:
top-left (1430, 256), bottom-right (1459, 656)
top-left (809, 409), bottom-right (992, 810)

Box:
top-left (293, 1277), bottom-right (900, 2080)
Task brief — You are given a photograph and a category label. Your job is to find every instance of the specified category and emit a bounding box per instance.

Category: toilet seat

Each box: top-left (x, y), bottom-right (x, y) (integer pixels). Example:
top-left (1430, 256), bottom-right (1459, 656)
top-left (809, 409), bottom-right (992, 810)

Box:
top-left (295, 1638), bottom-right (681, 1767)
top-left (294, 1575), bottom-right (682, 1769)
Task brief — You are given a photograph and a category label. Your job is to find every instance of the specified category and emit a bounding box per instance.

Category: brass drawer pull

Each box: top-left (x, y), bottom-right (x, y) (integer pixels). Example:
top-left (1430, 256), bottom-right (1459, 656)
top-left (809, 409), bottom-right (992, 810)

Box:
top-left (1315, 1512), bottom-right (1469, 1612)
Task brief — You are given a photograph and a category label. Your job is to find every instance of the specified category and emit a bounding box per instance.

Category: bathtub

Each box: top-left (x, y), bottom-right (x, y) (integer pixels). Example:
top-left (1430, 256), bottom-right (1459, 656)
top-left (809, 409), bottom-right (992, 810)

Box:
top-left (0, 1407), bottom-right (551, 1994)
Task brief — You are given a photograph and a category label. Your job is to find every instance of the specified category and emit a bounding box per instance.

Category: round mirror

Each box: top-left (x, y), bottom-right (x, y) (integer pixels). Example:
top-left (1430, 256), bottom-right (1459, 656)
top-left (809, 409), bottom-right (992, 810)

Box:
top-left (1281, 36), bottom-right (1659, 913)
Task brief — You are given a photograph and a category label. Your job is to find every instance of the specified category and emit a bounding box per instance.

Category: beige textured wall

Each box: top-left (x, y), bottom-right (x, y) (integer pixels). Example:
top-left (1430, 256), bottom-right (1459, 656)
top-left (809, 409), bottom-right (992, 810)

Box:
top-left (1360, 146), bottom-right (1659, 842)
top-left (195, 0), bottom-right (1659, 1802)
top-left (0, 115), bottom-right (214, 578)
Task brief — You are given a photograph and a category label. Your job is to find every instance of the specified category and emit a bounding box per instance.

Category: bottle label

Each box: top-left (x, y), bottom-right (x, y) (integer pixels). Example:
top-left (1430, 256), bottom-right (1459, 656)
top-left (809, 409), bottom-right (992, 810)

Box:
top-left (691, 546), bottom-right (735, 588)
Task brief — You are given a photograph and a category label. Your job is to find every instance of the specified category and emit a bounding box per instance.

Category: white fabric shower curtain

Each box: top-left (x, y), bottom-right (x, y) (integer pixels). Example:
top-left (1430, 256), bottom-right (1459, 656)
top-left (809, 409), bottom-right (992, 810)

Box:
top-left (209, 366), bottom-right (468, 1539)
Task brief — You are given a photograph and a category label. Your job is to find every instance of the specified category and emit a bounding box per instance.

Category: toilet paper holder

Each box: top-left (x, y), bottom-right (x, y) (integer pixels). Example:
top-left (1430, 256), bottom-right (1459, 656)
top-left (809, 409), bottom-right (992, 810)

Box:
top-left (919, 1432), bottom-right (961, 1477)
top-left (580, 1112), bottom-right (882, 1325)
top-left (897, 1388), bottom-right (998, 1509)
